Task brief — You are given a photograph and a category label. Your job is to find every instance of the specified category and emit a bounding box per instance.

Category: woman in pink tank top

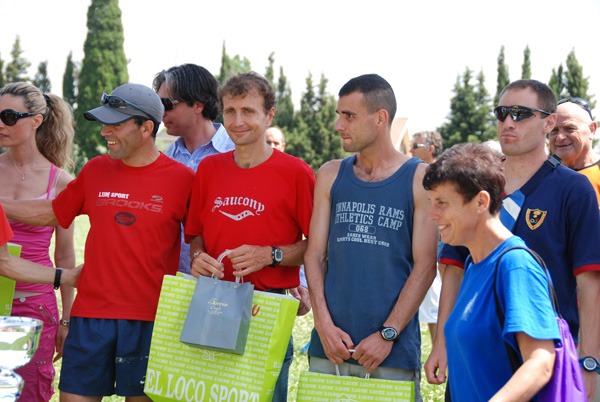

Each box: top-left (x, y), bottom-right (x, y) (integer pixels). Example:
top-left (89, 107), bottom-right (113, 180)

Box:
top-left (0, 82), bottom-right (75, 402)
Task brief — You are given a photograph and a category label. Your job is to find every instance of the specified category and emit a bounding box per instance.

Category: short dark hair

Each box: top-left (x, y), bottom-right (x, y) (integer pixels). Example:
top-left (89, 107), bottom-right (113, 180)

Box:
top-left (133, 117), bottom-right (159, 138)
top-left (219, 72), bottom-right (276, 114)
top-left (413, 131), bottom-right (443, 157)
top-left (339, 74), bottom-right (397, 125)
top-left (153, 64), bottom-right (220, 121)
top-left (423, 143), bottom-right (505, 214)
top-left (498, 79), bottom-right (557, 114)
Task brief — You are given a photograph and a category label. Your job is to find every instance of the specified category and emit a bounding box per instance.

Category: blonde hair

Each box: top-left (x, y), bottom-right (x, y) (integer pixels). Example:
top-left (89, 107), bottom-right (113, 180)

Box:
top-left (0, 82), bottom-right (74, 170)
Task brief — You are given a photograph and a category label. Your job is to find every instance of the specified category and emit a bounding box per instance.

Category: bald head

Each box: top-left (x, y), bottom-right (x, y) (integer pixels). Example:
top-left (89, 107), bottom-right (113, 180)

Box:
top-left (266, 127), bottom-right (286, 152)
top-left (549, 101), bottom-right (598, 169)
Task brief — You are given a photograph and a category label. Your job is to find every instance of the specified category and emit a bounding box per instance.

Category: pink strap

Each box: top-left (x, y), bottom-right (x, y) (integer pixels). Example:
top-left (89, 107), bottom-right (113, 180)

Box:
top-left (46, 164), bottom-right (57, 200)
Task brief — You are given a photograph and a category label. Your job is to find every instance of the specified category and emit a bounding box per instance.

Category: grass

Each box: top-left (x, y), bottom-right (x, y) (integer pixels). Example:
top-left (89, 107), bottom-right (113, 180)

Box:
top-left (48, 216), bottom-right (446, 401)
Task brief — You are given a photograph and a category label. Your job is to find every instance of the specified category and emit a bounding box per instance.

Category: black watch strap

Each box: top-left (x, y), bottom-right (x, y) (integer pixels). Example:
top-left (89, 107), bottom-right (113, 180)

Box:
top-left (269, 246), bottom-right (282, 267)
top-left (54, 268), bottom-right (63, 290)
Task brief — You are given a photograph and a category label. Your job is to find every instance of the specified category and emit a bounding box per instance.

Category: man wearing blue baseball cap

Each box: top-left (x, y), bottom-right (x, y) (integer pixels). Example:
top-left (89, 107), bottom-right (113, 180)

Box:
top-left (0, 83), bottom-right (195, 402)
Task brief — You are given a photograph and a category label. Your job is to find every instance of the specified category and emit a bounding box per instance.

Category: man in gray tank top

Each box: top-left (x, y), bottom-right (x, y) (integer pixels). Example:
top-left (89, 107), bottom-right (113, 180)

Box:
top-left (305, 74), bottom-right (439, 402)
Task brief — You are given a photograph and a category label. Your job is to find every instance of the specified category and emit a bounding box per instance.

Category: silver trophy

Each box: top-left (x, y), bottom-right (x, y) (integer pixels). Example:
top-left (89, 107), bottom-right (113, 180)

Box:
top-left (0, 316), bottom-right (43, 401)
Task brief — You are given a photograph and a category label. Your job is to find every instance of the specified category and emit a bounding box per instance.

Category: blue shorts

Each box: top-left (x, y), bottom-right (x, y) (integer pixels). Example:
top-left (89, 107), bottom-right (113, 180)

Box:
top-left (59, 317), bottom-right (153, 397)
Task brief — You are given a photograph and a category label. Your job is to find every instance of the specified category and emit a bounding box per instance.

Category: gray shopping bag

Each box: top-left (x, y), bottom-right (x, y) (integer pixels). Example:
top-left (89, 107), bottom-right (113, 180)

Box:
top-left (180, 273), bottom-right (254, 355)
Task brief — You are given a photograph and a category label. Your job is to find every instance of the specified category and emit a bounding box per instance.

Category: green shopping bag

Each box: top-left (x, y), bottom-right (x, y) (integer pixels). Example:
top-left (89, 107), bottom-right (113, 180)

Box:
top-left (0, 243), bottom-right (22, 316)
top-left (296, 371), bottom-right (414, 402)
top-left (145, 275), bottom-right (299, 402)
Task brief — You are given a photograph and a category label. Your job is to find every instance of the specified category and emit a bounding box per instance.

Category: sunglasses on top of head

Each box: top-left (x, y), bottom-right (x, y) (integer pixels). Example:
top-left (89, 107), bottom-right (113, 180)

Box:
top-left (494, 105), bottom-right (551, 122)
top-left (0, 109), bottom-right (37, 126)
top-left (558, 97), bottom-right (593, 120)
top-left (160, 97), bottom-right (181, 112)
top-left (101, 93), bottom-right (154, 121)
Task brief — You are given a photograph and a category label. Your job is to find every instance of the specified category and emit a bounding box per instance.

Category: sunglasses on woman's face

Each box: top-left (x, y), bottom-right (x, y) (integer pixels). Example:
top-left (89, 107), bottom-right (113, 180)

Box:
top-left (0, 109), bottom-right (37, 126)
top-left (494, 105), bottom-right (551, 122)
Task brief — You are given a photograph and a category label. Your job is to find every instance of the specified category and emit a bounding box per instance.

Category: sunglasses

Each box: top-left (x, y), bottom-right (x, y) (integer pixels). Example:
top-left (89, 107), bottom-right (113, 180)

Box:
top-left (494, 105), bottom-right (551, 122)
top-left (160, 97), bottom-right (181, 112)
top-left (558, 97), bottom-right (593, 120)
top-left (101, 93), bottom-right (154, 121)
top-left (0, 109), bottom-right (37, 126)
top-left (412, 143), bottom-right (426, 150)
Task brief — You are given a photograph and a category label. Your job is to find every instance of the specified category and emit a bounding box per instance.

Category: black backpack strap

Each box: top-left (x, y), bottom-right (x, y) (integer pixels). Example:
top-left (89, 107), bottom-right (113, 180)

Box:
top-left (520, 154), bottom-right (561, 196)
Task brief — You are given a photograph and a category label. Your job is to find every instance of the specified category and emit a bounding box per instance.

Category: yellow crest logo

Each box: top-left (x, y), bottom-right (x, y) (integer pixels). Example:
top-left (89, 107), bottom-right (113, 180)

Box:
top-left (526, 208), bottom-right (547, 230)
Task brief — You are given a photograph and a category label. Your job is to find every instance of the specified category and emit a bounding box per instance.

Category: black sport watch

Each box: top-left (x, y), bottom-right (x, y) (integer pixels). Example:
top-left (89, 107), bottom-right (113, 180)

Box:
top-left (580, 356), bottom-right (600, 374)
top-left (379, 326), bottom-right (399, 342)
top-left (269, 246), bottom-right (283, 267)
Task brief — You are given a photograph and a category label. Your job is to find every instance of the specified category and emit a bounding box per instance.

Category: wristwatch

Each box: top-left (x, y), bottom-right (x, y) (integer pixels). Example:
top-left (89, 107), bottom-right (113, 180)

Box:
top-left (579, 356), bottom-right (600, 374)
top-left (269, 246), bottom-right (283, 267)
top-left (379, 326), bottom-right (399, 342)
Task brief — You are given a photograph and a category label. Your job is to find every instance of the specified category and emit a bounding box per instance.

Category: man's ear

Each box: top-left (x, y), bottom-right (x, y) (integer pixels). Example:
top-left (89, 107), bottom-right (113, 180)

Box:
top-left (193, 102), bottom-right (205, 115)
top-left (141, 119), bottom-right (155, 137)
top-left (543, 113), bottom-right (557, 136)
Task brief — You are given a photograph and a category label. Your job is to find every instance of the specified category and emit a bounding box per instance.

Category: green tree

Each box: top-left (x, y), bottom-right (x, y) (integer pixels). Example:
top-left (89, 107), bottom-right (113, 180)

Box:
top-left (473, 70), bottom-right (496, 142)
top-left (75, 0), bottom-right (129, 169)
top-left (63, 51), bottom-right (79, 107)
top-left (494, 46), bottom-right (510, 106)
top-left (564, 49), bottom-right (596, 110)
top-left (272, 66), bottom-right (295, 131)
top-left (217, 42), bottom-right (251, 84)
top-left (265, 52), bottom-right (275, 84)
top-left (5, 36), bottom-right (31, 83)
top-left (439, 68), bottom-right (490, 148)
top-left (287, 73), bottom-right (342, 171)
top-left (549, 64), bottom-right (566, 100)
top-left (32, 61), bottom-right (51, 93)
top-left (0, 53), bottom-right (5, 87)
top-left (521, 45), bottom-right (532, 79)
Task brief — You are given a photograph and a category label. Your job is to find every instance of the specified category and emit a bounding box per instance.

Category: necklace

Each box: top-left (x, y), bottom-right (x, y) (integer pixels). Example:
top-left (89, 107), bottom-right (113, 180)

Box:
top-left (8, 153), bottom-right (40, 181)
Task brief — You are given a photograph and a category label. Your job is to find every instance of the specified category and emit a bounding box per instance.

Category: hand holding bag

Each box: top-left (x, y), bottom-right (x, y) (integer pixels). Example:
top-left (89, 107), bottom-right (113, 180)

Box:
top-left (180, 250), bottom-right (254, 355)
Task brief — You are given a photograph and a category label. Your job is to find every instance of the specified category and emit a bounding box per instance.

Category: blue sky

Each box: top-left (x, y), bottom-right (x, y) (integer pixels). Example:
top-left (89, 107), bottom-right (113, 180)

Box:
top-left (1, 0), bottom-right (599, 133)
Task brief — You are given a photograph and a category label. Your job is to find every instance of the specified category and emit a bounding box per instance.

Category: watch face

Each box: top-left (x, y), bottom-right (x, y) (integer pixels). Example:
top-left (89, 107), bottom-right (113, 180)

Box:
top-left (381, 327), bottom-right (397, 340)
top-left (583, 357), bottom-right (598, 371)
top-left (274, 249), bottom-right (283, 262)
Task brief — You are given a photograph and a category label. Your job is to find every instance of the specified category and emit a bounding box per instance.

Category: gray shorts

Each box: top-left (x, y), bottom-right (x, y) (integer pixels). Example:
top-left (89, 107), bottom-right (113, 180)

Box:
top-left (309, 356), bottom-right (422, 402)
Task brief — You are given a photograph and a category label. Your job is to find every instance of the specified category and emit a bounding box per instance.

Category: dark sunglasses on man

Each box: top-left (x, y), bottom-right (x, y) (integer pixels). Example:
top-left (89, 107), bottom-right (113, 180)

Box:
top-left (101, 93), bottom-right (154, 121)
top-left (494, 105), bottom-right (551, 122)
top-left (0, 109), bottom-right (37, 126)
top-left (160, 97), bottom-right (181, 112)
top-left (558, 97), bottom-right (593, 120)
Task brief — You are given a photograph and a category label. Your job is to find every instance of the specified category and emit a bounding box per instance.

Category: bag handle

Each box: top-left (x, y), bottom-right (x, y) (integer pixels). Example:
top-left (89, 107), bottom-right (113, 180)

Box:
top-left (334, 350), bottom-right (370, 379)
top-left (213, 250), bottom-right (244, 284)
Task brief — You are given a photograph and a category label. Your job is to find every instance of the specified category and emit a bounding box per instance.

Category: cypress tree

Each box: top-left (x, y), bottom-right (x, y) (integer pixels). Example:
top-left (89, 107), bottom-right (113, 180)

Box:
top-left (494, 46), bottom-right (510, 106)
top-left (549, 64), bottom-right (566, 100)
top-left (564, 49), bottom-right (596, 110)
top-left (521, 45), bottom-right (532, 79)
top-left (32, 61), bottom-right (52, 93)
top-left (63, 51), bottom-right (78, 107)
top-left (5, 36), bottom-right (31, 83)
top-left (75, 0), bottom-right (129, 168)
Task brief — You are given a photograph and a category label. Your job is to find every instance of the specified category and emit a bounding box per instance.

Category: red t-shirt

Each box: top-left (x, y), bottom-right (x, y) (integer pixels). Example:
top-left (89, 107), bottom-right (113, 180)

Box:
top-left (53, 154), bottom-right (195, 321)
top-left (185, 150), bottom-right (315, 290)
top-left (0, 206), bottom-right (14, 246)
